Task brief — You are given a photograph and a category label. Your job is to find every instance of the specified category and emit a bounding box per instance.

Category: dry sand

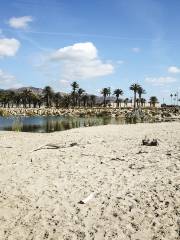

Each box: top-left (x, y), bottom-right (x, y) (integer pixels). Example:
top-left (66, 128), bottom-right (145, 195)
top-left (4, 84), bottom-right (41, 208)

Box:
top-left (0, 122), bottom-right (180, 240)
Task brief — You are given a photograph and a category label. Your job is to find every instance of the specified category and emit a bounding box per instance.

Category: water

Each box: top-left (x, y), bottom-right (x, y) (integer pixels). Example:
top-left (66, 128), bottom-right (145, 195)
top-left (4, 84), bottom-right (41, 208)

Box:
top-left (0, 116), bottom-right (126, 133)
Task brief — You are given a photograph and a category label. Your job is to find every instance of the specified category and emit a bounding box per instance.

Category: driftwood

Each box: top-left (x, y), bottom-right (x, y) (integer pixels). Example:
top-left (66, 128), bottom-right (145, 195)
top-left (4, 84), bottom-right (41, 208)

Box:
top-left (79, 193), bottom-right (94, 204)
top-left (31, 142), bottom-right (79, 152)
top-left (0, 145), bottom-right (12, 149)
top-left (137, 150), bottom-right (148, 154)
top-left (31, 144), bottom-right (61, 152)
top-left (111, 157), bottom-right (125, 161)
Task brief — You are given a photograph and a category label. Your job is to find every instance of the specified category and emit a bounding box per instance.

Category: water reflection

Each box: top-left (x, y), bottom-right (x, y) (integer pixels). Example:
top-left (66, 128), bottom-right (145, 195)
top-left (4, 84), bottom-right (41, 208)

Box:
top-left (0, 116), bottom-right (126, 133)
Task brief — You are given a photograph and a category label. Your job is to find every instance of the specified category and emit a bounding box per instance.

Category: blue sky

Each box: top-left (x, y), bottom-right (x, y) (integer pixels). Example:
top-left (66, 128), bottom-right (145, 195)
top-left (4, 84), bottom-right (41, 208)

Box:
top-left (0, 0), bottom-right (180, 103)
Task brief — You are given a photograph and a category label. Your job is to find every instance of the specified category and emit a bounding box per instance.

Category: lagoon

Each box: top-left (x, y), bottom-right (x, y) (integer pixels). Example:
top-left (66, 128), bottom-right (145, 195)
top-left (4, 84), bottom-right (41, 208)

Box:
top-left (0, 116), bottom-right (126, 133)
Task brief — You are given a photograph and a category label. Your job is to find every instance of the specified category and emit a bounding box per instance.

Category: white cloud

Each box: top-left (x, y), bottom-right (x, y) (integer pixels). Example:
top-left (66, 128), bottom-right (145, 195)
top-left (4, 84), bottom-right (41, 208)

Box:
top-left (168, 66), bottom-right (180, 74)
top-left (132, 47), bottom-right (140, 53)
top-left (59, 79), bottom-right (70, 86)
top-left (49, 42), bottom-right (114, 81)
top-left (145, 76), bottom-right (177, 86)
top-left (0, 69), bottom-right (21, 89)
top-left (8, 16), bottom-right (33, 29)
top-left (0, 38), bottom-right (20, 57)
top-left (51, 42), bottom-right (97, 61)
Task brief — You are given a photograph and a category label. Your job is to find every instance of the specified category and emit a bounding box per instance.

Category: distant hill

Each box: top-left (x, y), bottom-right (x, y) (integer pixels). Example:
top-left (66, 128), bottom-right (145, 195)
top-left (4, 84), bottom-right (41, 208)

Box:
top-left (7, 87), bottom-right (67, 96)
top-left (95, 96), bottom-right (117, 103)
top-left (8, 87), bottom-right (44, 94)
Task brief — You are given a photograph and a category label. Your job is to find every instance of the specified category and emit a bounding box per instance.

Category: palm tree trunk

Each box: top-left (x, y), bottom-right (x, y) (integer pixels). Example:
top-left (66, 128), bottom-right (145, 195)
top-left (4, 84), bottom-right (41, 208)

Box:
top-left (139, 94), bottom-right (141, 108)
top-left (104, 96), bottom-right (106, 107)
top-left (134, 92), bottom-right (136, 109)
top-left (47, 95), bottom-right (49, 107)
top-left (116, 97), bottom-right (119, 108)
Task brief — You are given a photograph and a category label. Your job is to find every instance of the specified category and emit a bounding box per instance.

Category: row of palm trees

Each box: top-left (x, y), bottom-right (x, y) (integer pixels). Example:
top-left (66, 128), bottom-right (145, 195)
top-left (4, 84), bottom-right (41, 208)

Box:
top-left (170, 93), bottom-right (179, 106)
top-left (0, 84), bottom-right (96, 109)
top-left (70, 82), bottom-right (96, 107)
top-left (101, 83), bottom-right (158, 108)
top-left (0, 81), bottom-right (159, 108)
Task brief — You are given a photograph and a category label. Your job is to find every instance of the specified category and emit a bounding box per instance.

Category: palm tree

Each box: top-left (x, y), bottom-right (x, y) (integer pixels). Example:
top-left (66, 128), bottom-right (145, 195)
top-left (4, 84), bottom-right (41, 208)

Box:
top-left (0, 92), bottom-right (8, 108)
top-left (77, 88), bottom-right (85, 107)
top-left (71, 81), bottom-right (79, 92)
top-left (141, 98), bottom-right (146, 107)
top-left (29, 93), bottom-right (38, 108)
top-left (130, 97), bottom-right (133, 107)
top-left (149, 96), bottom-right (158, 107)
top-left (13, 92), bottom-right (22, 108)
top-left (101, 88), bottom-right (110, 107)
top-left (170, 93), bottom-right (173, 105)
top-left (28, 90), bottom-right (34, 108)
top-left (124, 98), bottom-right (129, 107)
top-left (89, 95), bottom-right (96, 107)
top-left (54, 92), bottom-right (62, 108)
top-left (8, 91), bottom-right (16, 107)
top-left (174, 93), bottom-right (177, 106)
top-left (137, 87), bottom-right (146, 107)
top-left (37, 95), bottom-right (43, 108)
top-left (130, 83), bottom-right (140, 109)
top-left (43, 86), bottom-right (54, 107)
top-left (81, 94), bottom-right (89, 107)
top-left (71, 81), bottom-right (79, 107)
top-left (113, 89), bottom-right (123, 108)
top-left (62, 94), bottom-right (71, 108)
top-left (21, 89), bottom-right (32, 108)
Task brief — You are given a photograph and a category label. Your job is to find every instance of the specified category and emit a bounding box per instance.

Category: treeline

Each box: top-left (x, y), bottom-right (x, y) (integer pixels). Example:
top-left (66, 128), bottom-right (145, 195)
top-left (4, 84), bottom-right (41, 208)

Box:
top-left (0, 83), bottom-right (97, 108)
top-left (0, 81), bottom-right (159, 108)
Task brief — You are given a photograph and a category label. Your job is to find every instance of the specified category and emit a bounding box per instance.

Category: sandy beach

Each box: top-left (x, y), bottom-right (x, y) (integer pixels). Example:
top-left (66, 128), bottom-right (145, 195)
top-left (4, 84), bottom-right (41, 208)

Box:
top-left (0, 122), bottom-right (180, 240)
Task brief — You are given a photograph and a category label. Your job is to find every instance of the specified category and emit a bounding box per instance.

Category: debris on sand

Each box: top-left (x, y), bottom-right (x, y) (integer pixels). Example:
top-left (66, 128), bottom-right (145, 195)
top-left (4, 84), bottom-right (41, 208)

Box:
top-left (78, 193), bottom-right (95, 204)
top-left (69, 142), bottom-right (78, 147)
top-left (142, 137), bottom-right (159, 146)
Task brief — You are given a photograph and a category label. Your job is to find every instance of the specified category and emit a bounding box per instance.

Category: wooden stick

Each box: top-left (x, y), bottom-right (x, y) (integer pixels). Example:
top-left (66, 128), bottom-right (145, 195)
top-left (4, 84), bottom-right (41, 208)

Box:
top-left (30, 144), bottom-right (61, 152)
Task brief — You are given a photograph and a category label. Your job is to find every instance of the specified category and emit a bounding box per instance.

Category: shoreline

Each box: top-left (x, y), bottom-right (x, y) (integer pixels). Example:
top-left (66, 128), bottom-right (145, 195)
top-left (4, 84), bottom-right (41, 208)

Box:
top-left (0, 107), bottom-right (180, 124)
top-left (0, 122), bottom-right (180, 239)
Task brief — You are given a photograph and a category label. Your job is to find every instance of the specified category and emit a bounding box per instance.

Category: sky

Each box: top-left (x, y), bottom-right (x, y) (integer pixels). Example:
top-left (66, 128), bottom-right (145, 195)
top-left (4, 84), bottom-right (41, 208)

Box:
top-left (0, 0), bottom-right (180, 103)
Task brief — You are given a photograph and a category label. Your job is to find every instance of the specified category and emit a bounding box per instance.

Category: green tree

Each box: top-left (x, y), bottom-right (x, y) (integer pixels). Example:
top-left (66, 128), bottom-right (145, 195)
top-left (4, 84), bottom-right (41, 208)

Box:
top-left (21, 89), bottom-right (32, 108)
top-left (61, 94), bottom-right (71, 108)
top-left (149, 96), bottom-right (158, 107)
top-left (137, 87), bottom-right (146, 107)
top-left (101, 88), bottom-right (110, 107)
top-left (89, 95), bottom-right (96, 107)
top-left (7, 90), bottom-right (16, 108)
top-left (113, 89), bottom-right (123, 108)
top-left (124, 98), bottom-right (129, 107)
top-left (43, 86), bottom-right (54, 107)
top-left (71, 81), bottom-right (79, 107)
top-left (130, 83), bottom-right (140, 109)
top-left (77, 88), bottom-right (85, 107)
top-left (54, 92), bottom-right (62, 108)
top-left (81, 94), bottom-right (89, 107)
top-left (170, 93), bottom-right (173, 105)
top-left (141, 98), bottom-right (146, 107)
